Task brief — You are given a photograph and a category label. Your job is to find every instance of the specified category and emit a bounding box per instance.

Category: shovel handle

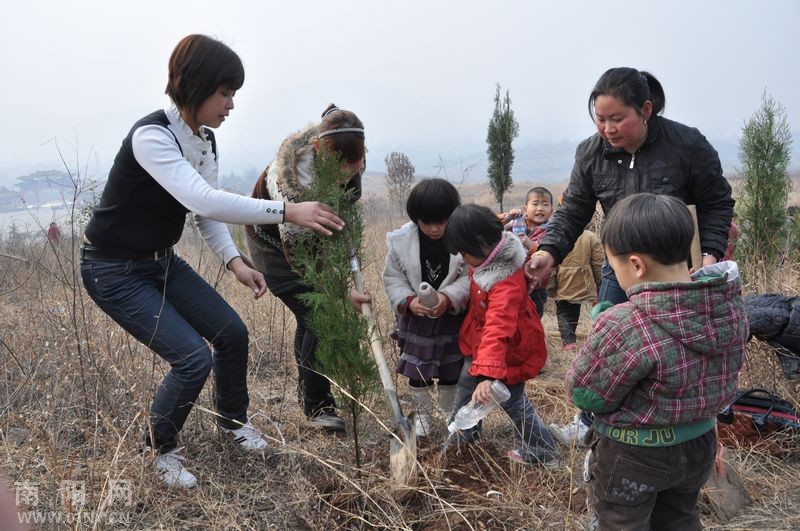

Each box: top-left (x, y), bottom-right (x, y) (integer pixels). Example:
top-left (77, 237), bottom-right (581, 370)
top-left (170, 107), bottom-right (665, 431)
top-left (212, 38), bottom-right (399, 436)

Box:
top-left (351, 260), bottom-right (407, 426)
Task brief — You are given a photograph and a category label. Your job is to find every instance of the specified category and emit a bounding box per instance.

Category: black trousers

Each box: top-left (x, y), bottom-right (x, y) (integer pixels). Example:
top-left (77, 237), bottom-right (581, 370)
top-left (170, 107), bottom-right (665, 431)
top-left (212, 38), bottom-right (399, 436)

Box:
top-left (530, 287), bottom-right (547, 318)
top-left (555, 300), bottom-right (581, 345)
top-left (246, 237), bottom-right (336, 417)
top-left (586, 427), bottom-right (716, 531)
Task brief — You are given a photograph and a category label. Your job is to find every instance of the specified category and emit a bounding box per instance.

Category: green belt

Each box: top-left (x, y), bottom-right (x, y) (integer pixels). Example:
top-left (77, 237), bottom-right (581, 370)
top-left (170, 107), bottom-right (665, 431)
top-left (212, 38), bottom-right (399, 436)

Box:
top-left (594, 418), bottom-right (715, 447)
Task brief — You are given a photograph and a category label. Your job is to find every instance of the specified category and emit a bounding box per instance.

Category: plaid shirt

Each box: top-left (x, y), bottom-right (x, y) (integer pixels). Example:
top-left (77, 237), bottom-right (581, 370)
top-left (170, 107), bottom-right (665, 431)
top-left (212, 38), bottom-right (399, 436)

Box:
top-left (566, 262), bottom-right (748, 428)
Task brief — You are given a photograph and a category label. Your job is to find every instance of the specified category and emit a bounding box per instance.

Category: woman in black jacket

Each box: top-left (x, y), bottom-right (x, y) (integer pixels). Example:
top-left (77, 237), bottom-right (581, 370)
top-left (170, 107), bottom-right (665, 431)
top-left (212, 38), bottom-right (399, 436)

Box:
top-left (528, 67), bottom-right (735, 444)
top-left (529, 67), bottom-right (733, 302)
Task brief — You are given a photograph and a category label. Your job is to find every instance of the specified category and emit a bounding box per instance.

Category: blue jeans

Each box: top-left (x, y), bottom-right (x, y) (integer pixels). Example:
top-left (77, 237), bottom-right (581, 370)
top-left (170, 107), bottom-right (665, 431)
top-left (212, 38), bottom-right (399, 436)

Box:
top-left (450, 358), bottom-right (558, 462)
top-left (598, 261), bottom-right (629, 306)
top-left (81, 253), bottom-right (250, 453)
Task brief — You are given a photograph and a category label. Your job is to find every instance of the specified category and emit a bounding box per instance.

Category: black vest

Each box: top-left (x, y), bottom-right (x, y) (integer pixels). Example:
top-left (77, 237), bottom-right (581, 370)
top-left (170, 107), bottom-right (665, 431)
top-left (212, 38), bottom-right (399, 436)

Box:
top-left (85, 110), bottom-right (216, 253)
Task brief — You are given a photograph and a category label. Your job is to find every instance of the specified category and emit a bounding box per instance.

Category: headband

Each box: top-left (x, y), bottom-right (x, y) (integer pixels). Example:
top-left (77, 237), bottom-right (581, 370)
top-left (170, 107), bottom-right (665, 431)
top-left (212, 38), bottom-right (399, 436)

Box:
top-left (319, 106), bottom-right (364, 138)
top-left (318, 127), bottom-right (365, 138)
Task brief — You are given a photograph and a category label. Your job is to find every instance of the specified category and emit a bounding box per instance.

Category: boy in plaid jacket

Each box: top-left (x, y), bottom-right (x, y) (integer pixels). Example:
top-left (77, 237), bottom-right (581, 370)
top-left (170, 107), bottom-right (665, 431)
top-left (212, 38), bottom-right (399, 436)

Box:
top-left (566, 193), bottom-right (748, 531)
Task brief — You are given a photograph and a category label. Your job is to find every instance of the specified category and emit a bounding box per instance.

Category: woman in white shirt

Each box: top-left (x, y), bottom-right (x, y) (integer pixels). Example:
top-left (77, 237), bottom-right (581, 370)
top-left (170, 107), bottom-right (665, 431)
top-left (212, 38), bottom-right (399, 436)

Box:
top-left (81, 34), bottom-right (344, 488)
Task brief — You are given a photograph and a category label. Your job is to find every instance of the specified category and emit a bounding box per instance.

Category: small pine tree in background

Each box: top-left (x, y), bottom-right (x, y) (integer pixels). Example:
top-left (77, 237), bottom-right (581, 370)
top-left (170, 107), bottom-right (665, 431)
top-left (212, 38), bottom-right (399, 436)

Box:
top-left (486, 83), bottom-right (519, 212)
top-left (384, 151), bottom-right (416, 214)
top-left (289, 147), bottom-right (378, 468)
top-left (736, 90), bottom-right (793, 286)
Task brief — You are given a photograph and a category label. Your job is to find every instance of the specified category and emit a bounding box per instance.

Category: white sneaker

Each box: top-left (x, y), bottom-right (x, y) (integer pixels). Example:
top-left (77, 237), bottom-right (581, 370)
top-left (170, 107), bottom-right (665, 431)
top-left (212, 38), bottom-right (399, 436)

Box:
top-left (154, 450), bottom-right (198, 488)
top-left (220, 421), bottom-right (271, 452)
top-left (548, 414), bottom-right (589, 447)
top-left (414, 413), bottom-right (433, 437)
top-left (507, 449), bottom-right (561, 470)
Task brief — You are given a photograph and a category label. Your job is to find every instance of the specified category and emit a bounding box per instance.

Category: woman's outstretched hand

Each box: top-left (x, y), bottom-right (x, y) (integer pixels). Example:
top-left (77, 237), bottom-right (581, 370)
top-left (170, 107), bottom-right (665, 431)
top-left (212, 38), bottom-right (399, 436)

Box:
top-left (284, 202), bottom-right (345, 236)
top-left (524, 250), bottom-right (555, 290)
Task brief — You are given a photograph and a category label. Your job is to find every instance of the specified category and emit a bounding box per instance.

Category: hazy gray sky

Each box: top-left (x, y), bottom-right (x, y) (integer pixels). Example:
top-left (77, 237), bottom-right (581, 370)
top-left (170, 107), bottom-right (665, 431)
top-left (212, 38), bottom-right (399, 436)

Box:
top-left (2, 0), bottom-right (798, 183)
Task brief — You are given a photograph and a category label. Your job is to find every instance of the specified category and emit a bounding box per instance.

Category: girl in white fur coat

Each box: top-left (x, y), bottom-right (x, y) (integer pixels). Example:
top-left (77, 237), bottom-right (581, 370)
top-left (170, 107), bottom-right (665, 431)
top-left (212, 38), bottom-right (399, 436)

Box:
top-left (382, 178), bottom-right (470, 436)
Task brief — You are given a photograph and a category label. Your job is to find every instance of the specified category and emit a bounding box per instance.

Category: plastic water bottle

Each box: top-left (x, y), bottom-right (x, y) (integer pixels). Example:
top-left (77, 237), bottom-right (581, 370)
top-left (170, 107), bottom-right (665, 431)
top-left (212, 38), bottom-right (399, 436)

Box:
top-left (418, 282), bottom-right (439, 308)
top-left (512, 216), bottom-right (527, 236)
top-left (447, 380), bottom-right (511, 433)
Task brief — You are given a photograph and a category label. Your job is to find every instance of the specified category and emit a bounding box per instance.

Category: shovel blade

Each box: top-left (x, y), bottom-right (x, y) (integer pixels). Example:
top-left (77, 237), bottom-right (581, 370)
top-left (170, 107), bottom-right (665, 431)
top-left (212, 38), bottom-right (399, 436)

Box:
top-left (703, 458), bottom-right (753, 522)
top-left (389, 417), bottom-right (417, 486)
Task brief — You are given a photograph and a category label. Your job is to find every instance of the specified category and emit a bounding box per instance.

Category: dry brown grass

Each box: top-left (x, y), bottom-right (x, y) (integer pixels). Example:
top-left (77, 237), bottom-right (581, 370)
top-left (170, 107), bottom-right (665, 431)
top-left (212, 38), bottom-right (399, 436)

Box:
top-left (1, 181), bottom-right (799, 530)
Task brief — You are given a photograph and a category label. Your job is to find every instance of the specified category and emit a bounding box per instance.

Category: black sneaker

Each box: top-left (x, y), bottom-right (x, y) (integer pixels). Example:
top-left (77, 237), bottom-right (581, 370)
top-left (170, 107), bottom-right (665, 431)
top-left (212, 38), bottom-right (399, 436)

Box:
top-left (309, 411), bottom-right (346, 433)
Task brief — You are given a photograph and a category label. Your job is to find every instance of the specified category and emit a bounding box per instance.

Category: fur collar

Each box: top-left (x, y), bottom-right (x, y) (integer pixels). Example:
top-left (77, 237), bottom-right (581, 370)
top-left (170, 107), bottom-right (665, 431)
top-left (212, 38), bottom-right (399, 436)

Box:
top-left (265, 125), bottom-right (318, 242)
top-left (266, 124), bottom-right (318, 203)
top-left (472, 232), bottom-right (527, 291)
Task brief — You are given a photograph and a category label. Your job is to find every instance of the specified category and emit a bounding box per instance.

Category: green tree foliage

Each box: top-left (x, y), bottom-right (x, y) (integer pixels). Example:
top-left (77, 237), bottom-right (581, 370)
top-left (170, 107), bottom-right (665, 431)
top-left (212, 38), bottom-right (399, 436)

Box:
top-left (486, 83), bottom-right (519, 211)
top-left (736, 91), bottom-right (793, 273)
top-left (289, 147), bottom-right (378, 467)
top-left (384, 151), bottom-right (416, 213)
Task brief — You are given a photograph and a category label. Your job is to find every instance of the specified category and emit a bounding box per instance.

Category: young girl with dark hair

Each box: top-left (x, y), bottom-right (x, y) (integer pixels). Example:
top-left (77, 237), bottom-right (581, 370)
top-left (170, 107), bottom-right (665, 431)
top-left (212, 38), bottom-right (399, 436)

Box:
top-left (444, 204), bottom-right (558, 465)
top-left (528, 66), bottom-right (735, 446)
top-left (382, 178), bottom-right (469, 436)
top-left (245, 103), bottom-right (369, 434)
top-left (81, 35), bottom-right (345, 488)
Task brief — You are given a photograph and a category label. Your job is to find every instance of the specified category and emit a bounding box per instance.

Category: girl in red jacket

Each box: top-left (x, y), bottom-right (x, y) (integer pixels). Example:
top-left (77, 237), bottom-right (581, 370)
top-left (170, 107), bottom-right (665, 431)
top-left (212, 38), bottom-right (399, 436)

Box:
top-left (444, 204), bottom-right (559, 466)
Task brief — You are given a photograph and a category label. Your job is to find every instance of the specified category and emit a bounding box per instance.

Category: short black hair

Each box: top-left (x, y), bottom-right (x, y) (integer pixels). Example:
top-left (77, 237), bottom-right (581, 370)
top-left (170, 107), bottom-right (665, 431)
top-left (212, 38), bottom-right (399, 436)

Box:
top-left (444, 203), bottom-right (503, 258)
top-left (526, 186), bottom-right (553, 204)
top-left (406, 178), bottom-right (461, 224)
top-left (165, 34), bottom-right (244, 119)
top-left (601, 193), bottom-right (693, 265)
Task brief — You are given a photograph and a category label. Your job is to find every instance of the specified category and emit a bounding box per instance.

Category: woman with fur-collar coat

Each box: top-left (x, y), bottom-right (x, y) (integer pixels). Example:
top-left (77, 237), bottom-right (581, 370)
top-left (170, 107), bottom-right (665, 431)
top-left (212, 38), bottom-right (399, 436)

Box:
top-left (245, 104), bottom-right (367, 434)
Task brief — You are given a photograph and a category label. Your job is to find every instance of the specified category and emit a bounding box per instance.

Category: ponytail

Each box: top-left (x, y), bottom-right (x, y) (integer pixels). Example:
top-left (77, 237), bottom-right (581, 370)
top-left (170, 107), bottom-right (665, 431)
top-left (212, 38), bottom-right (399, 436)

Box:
top-left (588, 67), bottom-right (666, 119)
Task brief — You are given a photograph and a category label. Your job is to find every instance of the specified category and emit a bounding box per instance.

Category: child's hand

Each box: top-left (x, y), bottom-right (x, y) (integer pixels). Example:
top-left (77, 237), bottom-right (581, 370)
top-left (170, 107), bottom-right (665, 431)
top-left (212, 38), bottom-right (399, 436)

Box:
top-left (472, 380), bottom-right (495, 405)
top-left (518, 234), bottom-right (534, 250)
top-left (349, 287), bottom-right (371, 309)
top-left (408, 297), bottom-right (432, 317)
top-left (506, 208), bottom-right (522, 220)
top-left (428, 293), bottom-right (451, 318)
